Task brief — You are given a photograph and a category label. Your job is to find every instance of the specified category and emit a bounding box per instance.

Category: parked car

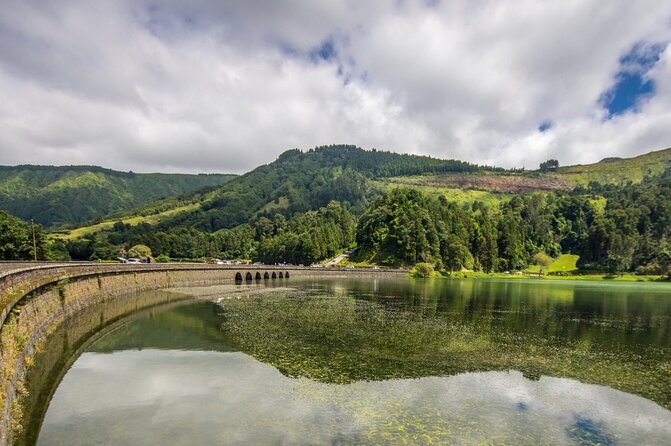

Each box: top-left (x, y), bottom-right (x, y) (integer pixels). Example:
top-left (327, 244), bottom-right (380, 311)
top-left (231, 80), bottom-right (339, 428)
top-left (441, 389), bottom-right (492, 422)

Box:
top-left (125, 258), bottom-right (142, 264)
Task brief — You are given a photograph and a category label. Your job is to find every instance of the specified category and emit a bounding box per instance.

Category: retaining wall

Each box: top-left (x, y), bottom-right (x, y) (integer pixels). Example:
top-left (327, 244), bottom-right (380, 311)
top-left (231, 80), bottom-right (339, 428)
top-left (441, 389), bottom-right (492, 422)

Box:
top-left (0, 262), bottom-right (405, 444)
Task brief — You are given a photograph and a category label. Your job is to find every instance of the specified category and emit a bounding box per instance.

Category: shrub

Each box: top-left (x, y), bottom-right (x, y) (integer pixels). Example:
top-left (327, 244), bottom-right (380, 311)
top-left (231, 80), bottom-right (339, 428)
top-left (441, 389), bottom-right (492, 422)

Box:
top-left (412, 262), bottom-right (434, 278)
top-left (127, 244), bottom-right (152, 259)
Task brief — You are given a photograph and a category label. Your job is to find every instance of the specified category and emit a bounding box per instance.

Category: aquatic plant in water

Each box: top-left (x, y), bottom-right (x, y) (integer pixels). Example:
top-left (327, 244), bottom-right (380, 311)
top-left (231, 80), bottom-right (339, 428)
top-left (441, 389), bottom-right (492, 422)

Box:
top-left (217, 289), bottom-right (671, 410)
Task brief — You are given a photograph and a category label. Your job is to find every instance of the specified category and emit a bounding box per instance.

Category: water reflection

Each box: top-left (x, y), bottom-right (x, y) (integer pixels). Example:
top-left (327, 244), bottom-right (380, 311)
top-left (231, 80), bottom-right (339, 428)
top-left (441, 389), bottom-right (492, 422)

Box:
top-left (210, 279), bottom-right (671, 411)
top-left (29, 278), bottom-right (671, 445)
top-left (295, 277), bottom-right (671, 348)
top-left (18, 292), bottom-right (196, 445)
top-left (38, 349), bottom-right (671, 445)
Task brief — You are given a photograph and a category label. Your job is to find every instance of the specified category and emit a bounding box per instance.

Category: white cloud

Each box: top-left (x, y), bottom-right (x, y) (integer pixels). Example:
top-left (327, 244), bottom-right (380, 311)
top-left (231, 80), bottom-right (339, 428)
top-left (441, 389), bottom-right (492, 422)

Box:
top-left (0, 0), bottom-right (669, 173)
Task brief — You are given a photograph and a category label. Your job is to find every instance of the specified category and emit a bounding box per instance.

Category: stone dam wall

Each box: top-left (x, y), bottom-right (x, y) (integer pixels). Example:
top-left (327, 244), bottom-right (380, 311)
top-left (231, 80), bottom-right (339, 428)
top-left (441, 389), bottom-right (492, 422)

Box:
top-left (0, 262), bottom-right (405, 444)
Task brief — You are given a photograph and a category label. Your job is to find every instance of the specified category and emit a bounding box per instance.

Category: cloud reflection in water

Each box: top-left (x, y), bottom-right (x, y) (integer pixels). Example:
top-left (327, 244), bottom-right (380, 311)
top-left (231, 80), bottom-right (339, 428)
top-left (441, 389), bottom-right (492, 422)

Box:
top-left (38, 349), bottom-right (671, 445)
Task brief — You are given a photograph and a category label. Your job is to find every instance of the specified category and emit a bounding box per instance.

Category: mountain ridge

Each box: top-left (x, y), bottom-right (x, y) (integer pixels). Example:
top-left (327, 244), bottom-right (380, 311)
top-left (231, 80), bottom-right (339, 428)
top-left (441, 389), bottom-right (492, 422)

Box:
top-left (3, 145), bottom-right (670, 234)
top-left (0, 165), bottom-right (236, 227)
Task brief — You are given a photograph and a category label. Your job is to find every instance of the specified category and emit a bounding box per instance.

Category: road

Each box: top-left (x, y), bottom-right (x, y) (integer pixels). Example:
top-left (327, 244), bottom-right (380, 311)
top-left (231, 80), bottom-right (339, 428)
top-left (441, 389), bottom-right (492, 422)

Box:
top-left (324, 249), bottom-right (353, 266)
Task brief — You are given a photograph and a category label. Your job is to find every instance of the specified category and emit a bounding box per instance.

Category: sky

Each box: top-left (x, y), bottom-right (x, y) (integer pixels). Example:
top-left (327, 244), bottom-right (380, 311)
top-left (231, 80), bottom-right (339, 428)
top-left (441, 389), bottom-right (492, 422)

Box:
top-left (0, 0), bottom-right (670, 174)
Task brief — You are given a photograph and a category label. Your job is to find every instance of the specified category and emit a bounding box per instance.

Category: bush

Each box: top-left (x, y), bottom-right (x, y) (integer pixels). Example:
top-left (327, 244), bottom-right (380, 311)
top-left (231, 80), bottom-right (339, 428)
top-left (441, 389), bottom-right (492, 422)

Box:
top-left (156, 254), bottom-right (170, 263)
top-left (635, 263), bottom-right (664, 275)
top-left (127, 244), bottom-right (152, 259)
top-left (412, 262), bottom-right (434, 278)
top-left (532, 252), bottom-right (552, 275)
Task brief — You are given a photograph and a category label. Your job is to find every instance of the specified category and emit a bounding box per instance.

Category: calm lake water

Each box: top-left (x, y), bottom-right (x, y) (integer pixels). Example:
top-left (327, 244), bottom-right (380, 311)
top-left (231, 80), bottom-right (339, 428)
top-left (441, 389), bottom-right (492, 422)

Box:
top-left (31, 277), bottom-right (671, 445)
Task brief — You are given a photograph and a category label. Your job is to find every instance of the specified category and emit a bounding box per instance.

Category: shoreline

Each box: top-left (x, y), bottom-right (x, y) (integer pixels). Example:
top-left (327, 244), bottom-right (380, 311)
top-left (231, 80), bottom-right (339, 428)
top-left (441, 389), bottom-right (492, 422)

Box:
top-left (427, 271), bottom-right (668, 283)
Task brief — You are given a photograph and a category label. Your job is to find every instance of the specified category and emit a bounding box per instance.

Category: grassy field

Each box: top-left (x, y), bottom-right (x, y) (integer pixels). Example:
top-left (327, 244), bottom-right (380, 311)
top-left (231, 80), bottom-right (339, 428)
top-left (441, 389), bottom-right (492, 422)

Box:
top-left (453, 253), bottom-right (664, 282)
top-left (554, 147), bottom-right (671, 185)
top-left (549, 254), bottom-right (579, 272)
top-left (256, 196), bottom-right (289, 215)
top-left (373, 179), bottom-right (511, 206)
top-left (525, 254), bottom-right (579, 274)
top-left (441, 271), bottom-right (664, 282)
top-left (375, 148), bottom-right (671, 202)
top-left (55, 203), bottom-right (201, 240)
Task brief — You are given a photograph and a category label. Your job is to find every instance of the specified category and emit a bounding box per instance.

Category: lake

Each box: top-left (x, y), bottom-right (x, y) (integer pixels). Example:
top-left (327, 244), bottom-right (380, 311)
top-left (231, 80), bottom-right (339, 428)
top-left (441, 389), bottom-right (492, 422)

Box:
top-left (26, 277), bottom-right (671, 445)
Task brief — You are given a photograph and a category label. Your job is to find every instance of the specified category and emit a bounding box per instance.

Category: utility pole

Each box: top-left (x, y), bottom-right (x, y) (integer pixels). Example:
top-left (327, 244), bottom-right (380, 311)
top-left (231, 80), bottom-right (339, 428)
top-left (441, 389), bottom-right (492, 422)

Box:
top-left (31, 218), bottom-right (37, 261)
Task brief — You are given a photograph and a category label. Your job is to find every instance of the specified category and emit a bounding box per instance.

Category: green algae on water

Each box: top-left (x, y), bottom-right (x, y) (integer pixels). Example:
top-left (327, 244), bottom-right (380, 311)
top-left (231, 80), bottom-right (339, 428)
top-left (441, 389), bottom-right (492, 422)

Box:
top-left (217, 285), bottom-right (671, 410)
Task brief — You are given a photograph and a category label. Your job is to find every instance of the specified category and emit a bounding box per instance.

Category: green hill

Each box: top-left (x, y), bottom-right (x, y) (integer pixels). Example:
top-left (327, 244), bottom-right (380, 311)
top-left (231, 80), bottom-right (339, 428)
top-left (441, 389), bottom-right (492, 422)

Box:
top-left (0, 165), bottom-right (236, 227)
top-left (373, 147), bottom-right (671, 203)
top-left (138, 144), bottom-right (488, 232)
top-left (54, 145), bottom-right (493, 260)
top-left (59, 145), bottom-right (671, 242)
top-left (554, 147), bottom-right (671, 185)
top-left (4, 144), bottom-right (669, 274)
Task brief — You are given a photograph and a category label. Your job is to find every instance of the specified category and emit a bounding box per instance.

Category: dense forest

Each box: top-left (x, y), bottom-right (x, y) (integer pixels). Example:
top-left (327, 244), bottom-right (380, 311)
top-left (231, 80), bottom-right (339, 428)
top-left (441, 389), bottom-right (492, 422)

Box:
top-left (355, 170), bottom-right (671, 274)
top-left (142, 145), bottom-right (491, 232)
top-left (66, 201), bottom-right (355, 264)
top-left (0, 211), bottom-right (47, 260)
top-left (0, 165), bottom-right (235, 227)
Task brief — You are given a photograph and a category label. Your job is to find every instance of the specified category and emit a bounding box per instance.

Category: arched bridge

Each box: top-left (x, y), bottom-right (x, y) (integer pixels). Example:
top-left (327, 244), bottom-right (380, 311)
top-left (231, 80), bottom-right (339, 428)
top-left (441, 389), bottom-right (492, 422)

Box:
top-left (234, 269), bottom-right (290, 281)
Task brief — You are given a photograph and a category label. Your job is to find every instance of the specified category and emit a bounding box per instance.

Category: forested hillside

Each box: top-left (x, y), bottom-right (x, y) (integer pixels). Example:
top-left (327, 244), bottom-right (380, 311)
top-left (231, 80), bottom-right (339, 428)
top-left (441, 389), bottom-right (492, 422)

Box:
top-left (151, 145), bottom-right (487, 232)
top-left (355, 170), bottom-right (671, 273)
top-left (50, 145), bottom-right (671, 276)
top-left (0, 165), bottom-right (235, 227)
top-left (59, 145), bottom-right (488, 261)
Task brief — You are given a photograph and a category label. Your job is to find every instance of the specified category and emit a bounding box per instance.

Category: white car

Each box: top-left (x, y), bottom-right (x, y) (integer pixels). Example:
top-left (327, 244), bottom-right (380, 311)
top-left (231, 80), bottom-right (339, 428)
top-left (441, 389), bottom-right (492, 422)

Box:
top-left (125, 258), bottom-right (142, 264)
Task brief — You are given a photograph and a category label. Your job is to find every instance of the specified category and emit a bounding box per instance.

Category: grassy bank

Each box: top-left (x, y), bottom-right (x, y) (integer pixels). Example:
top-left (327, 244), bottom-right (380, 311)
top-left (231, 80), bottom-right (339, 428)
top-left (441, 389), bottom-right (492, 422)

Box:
top-left (435, 271), bottom-right (666, 282)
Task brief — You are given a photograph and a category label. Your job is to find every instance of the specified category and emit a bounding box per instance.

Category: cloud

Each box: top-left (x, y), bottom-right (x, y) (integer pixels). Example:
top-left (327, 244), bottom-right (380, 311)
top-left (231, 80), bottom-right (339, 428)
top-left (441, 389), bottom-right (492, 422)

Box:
top-left (0, 0), bottom-right (669, 173)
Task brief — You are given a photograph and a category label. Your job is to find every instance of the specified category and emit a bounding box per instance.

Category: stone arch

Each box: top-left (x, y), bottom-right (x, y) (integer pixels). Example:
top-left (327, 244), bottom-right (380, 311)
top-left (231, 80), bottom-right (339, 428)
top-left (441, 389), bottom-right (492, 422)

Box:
top-left (255, 272), bottom-right (262, 280)
top-left (271, 272), bottom-right (277, 279)
top-left (235, 272), bottom-right (242, 281)
top-left (279, 272), bottom-right (284, 278)
top-left (245, 272), bottom-right (253, 281)
top-left (285, 271), bottom-right (290, 279)
top-left (264, 272), bottom-right (270, 279)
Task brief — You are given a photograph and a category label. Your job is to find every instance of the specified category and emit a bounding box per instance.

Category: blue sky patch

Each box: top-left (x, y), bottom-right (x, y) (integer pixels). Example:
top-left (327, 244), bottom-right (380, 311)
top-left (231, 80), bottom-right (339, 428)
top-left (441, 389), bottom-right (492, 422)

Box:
top-left (310, 39), bottom-right (337, 62)
top-left (538, 120), bottom-right (553, 132)
top-left (599, 42), bottom-right (665, 118)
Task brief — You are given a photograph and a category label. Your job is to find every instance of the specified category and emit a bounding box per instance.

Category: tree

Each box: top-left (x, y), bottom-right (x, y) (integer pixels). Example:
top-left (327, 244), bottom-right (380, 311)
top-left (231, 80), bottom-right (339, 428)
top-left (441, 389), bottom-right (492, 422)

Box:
top-left (47, 239), bottom-right (71, 261)
top-left (0, 211), bottom-right (47, 260)
top-left (532, 252), bottom-right (553, 276)
top-left (127, 244), bottom-right (152, 259)
top-left (444, 235), bottom-right (473, 271)
top-left (539, 159), bottom-right (559, 172)
top-left (413, 262), bottom-right (434, 278)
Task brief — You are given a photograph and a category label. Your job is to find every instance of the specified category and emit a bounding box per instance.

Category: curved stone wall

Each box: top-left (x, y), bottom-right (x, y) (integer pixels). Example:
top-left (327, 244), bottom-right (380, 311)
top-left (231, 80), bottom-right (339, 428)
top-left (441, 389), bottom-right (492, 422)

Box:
top-left (0, 262), bottom-right (405, 444)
